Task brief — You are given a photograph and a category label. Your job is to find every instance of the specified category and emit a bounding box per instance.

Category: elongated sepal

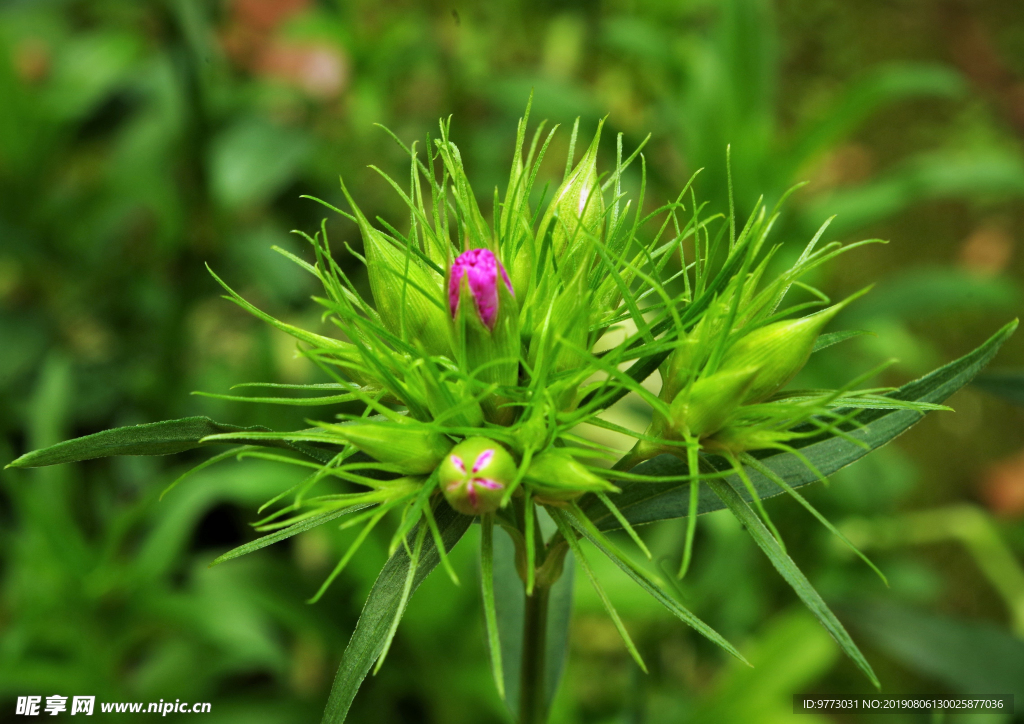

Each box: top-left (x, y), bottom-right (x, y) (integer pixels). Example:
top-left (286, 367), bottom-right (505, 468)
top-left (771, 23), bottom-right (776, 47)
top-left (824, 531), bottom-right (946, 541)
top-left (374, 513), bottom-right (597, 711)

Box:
top-left (439, 437), bottom-right (517, 515)
top-left (525, 450), bottom-right (617, 506)
top-left (420, 371), bottom-right (485, 428)
top-left (317, 420), bottom-right (452, 474)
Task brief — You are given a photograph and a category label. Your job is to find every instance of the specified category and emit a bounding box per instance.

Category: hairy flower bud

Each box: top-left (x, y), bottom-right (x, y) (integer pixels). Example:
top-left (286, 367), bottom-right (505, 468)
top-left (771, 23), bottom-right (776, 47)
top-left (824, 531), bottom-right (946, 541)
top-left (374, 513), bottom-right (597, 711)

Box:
top-left (439, 437), bottom-right (517, 515)
top-left (318, 420), bottom-right (452, 474)
top-left (537, 122), bottom-right (605, 280)
top-left (717, 296), bottom-right (857, 404)
top-left (524, 449), bottom-right (617, 506)
top-left (348, 199), bottom-right (451, 358)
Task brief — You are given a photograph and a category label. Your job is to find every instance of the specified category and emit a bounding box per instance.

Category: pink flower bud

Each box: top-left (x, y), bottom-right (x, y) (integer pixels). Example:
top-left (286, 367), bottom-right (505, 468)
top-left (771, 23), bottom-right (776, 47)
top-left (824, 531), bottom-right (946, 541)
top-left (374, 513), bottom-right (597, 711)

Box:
top-left (438, 437), bottom-right (517, 515)
top-left (448, 249), bottom-right (513, 331)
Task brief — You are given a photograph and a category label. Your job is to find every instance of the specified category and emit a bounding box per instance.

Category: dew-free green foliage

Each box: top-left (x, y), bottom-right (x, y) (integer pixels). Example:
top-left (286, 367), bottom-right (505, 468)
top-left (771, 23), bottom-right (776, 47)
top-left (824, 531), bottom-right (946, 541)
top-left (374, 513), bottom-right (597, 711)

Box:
top-left (9, 99), bottom-right (1016, 723)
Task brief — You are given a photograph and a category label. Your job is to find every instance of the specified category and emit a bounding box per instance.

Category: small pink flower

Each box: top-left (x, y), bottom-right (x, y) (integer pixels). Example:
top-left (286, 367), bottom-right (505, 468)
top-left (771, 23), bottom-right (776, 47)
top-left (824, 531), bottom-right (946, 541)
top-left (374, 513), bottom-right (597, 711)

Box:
top-left (448, 249), bottom-right (513, 330)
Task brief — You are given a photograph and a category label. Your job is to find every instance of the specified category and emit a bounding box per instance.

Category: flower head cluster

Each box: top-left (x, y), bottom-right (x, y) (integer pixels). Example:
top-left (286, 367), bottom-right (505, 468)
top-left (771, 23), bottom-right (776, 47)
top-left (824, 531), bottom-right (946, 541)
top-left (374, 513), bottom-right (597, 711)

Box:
top-left (19, 104), bottom-right (957, 709)
top-left (187, 105), bottom-right (947, 685)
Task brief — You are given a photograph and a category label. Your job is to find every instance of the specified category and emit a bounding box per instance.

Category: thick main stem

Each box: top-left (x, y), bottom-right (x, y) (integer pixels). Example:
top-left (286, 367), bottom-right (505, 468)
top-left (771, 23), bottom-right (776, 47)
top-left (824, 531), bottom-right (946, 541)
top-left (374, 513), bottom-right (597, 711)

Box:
top-left (519, 582), bottom-right (551, 724)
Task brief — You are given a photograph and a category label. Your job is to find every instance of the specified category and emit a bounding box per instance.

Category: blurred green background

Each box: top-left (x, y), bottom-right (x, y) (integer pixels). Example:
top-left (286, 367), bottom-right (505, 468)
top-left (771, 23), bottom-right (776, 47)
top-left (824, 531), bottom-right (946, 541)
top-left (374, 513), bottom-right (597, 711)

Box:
top-left (2, 0), bottom-right (1024, 722)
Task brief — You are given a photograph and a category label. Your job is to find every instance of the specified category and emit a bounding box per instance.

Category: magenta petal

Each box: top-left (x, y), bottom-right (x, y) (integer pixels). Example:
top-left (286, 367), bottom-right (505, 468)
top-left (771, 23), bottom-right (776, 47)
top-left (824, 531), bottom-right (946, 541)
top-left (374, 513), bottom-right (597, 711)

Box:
top-left (448, 248), bottom-right (512, 330)
top-left (473, 477), bottom-right (504, 490)
top-left (472, 448), bottom-right (494, 473)
top-left (466, 480), bottom-right (479, 508)
top-left (450, 454), bottom-right (466, 474)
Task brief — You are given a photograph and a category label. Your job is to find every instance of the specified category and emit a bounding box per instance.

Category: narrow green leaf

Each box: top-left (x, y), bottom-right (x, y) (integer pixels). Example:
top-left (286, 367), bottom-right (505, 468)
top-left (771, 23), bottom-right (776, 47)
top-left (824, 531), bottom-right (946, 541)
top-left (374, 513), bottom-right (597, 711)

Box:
top-left (321, 503), bottom-right (471, 724)
top-left (811, 329), bottom-right (872, 353)
top-left (6, 416), bottom-right (340, 468)
top-left (7, 417), bottom-right (268, 468)
top-left (480, 515), bottom-right (506, 699)
top-left (373, 523), bottom-right (428, 673)
top-left (564, 506), bottom-right (749, 666)
top-left (707, 477), bottom-right (879, 687)
top-left (211, 503), bottom-right (372, 567)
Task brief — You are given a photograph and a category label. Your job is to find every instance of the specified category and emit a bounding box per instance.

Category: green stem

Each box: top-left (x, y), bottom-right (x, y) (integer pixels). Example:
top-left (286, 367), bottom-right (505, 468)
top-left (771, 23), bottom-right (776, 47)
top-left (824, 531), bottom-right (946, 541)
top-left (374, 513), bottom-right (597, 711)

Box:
top-left (519, 581), bottom-right (551, 724)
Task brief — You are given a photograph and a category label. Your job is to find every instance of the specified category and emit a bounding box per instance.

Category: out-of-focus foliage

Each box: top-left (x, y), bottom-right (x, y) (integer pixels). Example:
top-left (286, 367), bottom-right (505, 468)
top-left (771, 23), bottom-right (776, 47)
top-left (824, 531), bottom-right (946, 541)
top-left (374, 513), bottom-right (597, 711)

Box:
top-left (2, 0), bottom-right (1023, 722)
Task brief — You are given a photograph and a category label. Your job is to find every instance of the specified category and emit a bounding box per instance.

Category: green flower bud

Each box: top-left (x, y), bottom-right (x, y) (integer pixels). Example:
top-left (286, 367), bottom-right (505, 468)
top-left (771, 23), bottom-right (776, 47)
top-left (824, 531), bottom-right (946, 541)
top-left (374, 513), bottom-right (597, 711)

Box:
top-left (341, 180), bottom-right (451, 358)
top-left (318, 420), bottom-right (452, 474)
top-left (524, 449), bottom-right (617, 506)
top-left (659, 333), bottom-right (701, 403)
top-left (717, 295), bottom-right (857, 404)
top-left (439, 437), bottom-right (517, 515)
top-left (667, 367), bottom-right (758, 439)
top-left (537, 121), bottom-right (605, 281)
top-left (505, 153), bottom-right (535, 302)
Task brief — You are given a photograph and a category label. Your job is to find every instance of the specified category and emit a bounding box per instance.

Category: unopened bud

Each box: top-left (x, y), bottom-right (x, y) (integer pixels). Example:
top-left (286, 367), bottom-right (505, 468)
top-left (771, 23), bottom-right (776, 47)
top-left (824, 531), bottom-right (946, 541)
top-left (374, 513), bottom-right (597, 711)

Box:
top-left (668, 367), bottom-right (758, 438)
top-left (524, 449), bottom-right (617, 506)
top-left (439, 437), bottom-right (517, 515)
top-left (318, 420), bottom-right (452, 474)
top-left (537, 121), bottom-right (605, 279)
top-left (351, 206), bottom-right (451, 358)
top-left (449, 249), bottom-right (520, 421)
top-left (718, 295), bottom-right (860, 403)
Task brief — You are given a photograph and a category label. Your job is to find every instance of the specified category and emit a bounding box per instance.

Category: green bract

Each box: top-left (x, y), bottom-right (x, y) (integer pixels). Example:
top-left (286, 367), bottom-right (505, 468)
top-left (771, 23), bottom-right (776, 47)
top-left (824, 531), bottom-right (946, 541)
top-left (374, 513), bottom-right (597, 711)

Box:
top-left (7, 101), bottom-right (1016, 724)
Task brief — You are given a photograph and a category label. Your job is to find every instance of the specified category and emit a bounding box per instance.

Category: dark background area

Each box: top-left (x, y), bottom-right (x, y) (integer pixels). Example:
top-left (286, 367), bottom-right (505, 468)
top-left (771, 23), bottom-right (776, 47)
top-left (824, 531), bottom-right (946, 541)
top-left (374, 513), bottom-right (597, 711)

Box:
top-left (2, 1), bottom-right (1024, 722)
